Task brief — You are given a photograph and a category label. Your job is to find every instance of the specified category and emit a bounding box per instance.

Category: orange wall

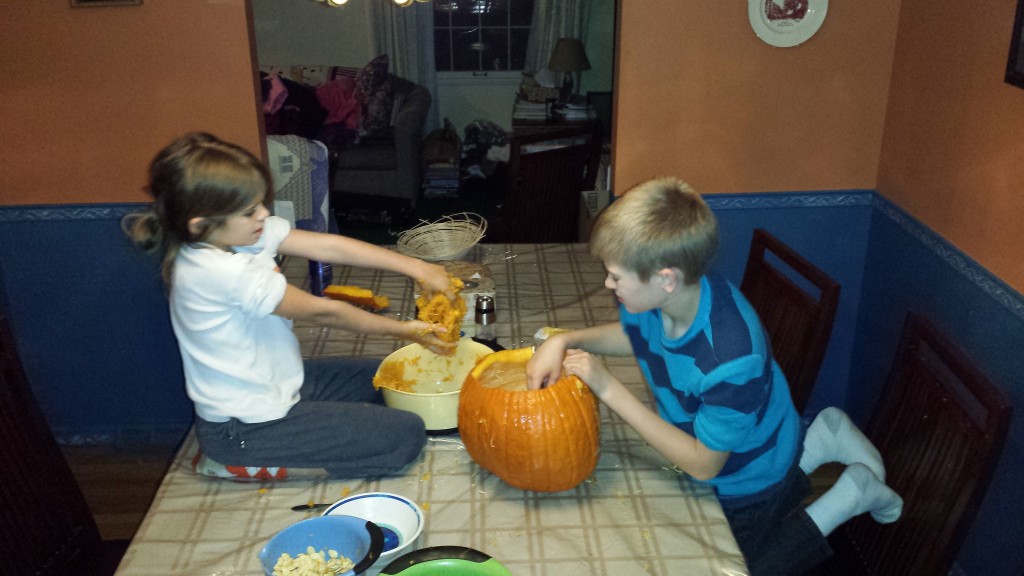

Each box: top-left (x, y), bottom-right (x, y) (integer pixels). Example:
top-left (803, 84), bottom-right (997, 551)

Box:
top-left (614, 0), bottom-right (901, 194)
top-left (0, 1), bottom-right (261, 206)
top-left (616, 0), bottom-right (1024, 293)
top-left (877, 0), bottom-right (1024, 292)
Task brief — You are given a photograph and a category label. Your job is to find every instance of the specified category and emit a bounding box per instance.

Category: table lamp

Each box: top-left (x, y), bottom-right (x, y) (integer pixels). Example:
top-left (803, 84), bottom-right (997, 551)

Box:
top-left (548, 37), bottom-right (591, 103)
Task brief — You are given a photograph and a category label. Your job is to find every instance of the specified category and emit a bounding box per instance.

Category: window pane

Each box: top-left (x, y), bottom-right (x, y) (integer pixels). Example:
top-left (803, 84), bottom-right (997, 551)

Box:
top-left (478, 0), bottom-right (507, 27)
top-left (509, 28), bottom-right (530, 71)
top-left (480, 28), bottom-right (508, 71)
top-left (509, 0), bottom-right (533, 26)
top-left (435, 31), bottom-right (453, 71)
top-left (452, 28), bottom-right (482, 71)
top-left (434, 0), bottom-right (532, 72)
top-left (450, 3), bottom-right (479, 27)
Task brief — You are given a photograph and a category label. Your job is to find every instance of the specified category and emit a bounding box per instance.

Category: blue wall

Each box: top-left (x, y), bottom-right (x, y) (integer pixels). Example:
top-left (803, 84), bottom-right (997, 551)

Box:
top-left (0, 191), bottom-right (1020, 574)
top-left (0, 204), bottom-right (191, 444)
top-left (849, 198), bottom-right (1024, 576)
top-left (709, 191), bottom-right (875, 416)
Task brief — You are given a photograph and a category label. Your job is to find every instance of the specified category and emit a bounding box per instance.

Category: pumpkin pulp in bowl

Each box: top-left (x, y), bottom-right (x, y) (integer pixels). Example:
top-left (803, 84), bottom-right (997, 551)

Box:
top-left (374, 339), bottom-right (492, 432)
top-left (457, 347), bottom-right (601, 492)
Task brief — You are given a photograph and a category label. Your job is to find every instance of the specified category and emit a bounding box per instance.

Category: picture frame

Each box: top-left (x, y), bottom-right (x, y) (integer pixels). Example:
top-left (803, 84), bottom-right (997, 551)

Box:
top-left (1007, 0), bottom-right (1024, 88)
top-left (71, 0), bottom-right (142, 7)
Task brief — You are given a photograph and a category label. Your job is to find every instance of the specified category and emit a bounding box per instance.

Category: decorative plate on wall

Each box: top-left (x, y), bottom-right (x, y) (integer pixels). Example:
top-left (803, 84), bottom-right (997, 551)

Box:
top-left (748, 0), bottom-right (828, 48)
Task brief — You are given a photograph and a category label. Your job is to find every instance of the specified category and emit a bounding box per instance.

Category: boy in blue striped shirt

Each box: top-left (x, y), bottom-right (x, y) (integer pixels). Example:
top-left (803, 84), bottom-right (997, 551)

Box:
top-left (527, 177), bottom-right (902, 575)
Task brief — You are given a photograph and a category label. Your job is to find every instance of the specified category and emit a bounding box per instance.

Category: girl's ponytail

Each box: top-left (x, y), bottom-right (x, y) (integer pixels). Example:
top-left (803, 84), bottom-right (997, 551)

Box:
top-left (121, 207), bottom-right (164, 252)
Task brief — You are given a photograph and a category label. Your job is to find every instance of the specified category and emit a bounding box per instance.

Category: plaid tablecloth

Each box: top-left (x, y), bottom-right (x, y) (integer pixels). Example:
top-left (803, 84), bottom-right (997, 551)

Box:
top-left (114, 244), bottom-right (747, 576)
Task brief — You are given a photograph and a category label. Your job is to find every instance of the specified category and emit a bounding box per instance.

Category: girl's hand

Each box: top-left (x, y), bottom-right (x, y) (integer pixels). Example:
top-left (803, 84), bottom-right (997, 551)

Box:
top-left (562, 349), bottom-right (618, 400)
top-left (416, 263), bottom-right (457, 299)
top-left (526, 337), bottom-right (568, 390)
top-left (402, 320), bottom-right (458, 356)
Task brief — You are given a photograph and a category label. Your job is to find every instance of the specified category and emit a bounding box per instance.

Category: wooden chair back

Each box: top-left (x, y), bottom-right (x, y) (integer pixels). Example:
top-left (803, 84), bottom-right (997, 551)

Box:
top-left (836, 313), bottom-right (1012, 576)
top-left (0, 306), bottom-right (123, 574)
top-left (739, 228), bottom-right (841, 413)
top-left (500, 124), bottom-right (600, 243)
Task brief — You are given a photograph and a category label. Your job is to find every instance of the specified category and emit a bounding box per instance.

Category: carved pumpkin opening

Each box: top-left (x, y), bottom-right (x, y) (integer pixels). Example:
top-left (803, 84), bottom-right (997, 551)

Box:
top-left (474, 359), bottom-right (529, 391)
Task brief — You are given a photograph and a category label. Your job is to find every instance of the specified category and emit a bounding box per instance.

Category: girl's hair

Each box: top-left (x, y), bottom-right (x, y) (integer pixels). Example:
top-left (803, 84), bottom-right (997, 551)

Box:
top-left (590, 177), bottom-right (718, 285)
top-left (122, 133), bottom-right (273, 286)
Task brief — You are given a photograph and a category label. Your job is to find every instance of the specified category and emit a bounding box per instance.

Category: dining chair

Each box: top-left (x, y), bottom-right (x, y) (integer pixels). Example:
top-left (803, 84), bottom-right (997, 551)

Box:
top-left (0, 304), bottom-right (127, 575)
top-left (827, 312), bottom-right (1013, 576)
top-left (739, 228), bottom-right (841, 414)
top-left (499, 124), bottom-right (600, 243)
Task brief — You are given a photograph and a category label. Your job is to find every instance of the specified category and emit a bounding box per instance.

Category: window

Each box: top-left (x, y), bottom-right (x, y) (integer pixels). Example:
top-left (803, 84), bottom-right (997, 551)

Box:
top-left (434, 0), bottom-right (535, 73)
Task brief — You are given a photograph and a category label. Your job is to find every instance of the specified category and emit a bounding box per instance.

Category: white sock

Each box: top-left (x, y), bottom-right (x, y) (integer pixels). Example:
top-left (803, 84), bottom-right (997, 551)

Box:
top-left (805, 463), bottom-right (903, 537)
top-left (799, 407), bottom-right (886, 481)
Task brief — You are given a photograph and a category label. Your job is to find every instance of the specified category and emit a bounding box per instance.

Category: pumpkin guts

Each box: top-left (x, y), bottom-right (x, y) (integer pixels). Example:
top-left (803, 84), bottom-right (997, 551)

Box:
top-left (415, 275), bottom-right (466, 347)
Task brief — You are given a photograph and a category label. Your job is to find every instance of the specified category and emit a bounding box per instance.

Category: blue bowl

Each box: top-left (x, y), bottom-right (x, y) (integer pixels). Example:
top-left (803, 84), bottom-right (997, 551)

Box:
top-left (258, 514), bottom-right (384, 575)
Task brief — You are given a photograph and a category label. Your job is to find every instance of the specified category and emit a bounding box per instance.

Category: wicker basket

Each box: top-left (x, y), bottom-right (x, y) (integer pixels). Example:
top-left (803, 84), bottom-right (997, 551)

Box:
top-left (396, 212), bottom-right (487, 262)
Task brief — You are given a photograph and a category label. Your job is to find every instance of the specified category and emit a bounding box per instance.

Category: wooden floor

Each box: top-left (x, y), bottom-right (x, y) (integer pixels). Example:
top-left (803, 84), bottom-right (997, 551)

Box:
top-left (62, 442), bottom-right (180, 541)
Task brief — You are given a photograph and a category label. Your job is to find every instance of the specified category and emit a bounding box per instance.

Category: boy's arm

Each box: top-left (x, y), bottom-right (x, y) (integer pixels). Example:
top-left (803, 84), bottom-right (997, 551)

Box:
top-left (526, 323), bottom-right (632, 390)
top-left (278, 229), bottom-right (454, 296)
top-left (563, 350), bottom-right (730, 480)
top-left (599, 374), bottom-right (730, 480)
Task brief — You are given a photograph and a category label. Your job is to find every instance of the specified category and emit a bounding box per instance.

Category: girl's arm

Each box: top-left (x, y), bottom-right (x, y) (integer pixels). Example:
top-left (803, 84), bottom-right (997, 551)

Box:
top-left (526, 322), bottom-right (633, 390)
top-left (278, 229), bottom-right (453, 296)
top-left (273, 283), bottom-right (455, 354)
top-left (562, 350), bottom-right (730, 481)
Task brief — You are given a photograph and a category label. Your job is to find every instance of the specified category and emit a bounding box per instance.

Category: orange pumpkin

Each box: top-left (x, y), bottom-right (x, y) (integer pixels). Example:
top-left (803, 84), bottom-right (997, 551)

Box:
top-left (457, 347), bottom-right (600, 492)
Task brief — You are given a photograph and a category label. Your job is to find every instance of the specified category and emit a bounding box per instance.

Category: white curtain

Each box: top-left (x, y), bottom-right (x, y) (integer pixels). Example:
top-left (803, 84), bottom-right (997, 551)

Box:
top-left (524, 0), bottom-right (591, 74)
top-left (366, 2), bottom-right (441, 131)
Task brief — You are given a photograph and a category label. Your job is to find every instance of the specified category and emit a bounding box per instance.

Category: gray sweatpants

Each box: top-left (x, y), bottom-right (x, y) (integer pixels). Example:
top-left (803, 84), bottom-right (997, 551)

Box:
top-left (194, 356), bottom-right (427, 478)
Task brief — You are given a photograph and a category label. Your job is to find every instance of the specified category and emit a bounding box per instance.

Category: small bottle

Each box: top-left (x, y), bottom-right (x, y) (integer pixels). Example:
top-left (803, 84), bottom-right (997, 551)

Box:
top-left (474, 295), bottom-right (496, 341)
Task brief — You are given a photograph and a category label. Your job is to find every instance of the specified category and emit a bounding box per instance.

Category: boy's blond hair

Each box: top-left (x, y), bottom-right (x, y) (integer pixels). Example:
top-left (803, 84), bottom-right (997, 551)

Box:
top-left (590, 177), bottom-right (718, 285)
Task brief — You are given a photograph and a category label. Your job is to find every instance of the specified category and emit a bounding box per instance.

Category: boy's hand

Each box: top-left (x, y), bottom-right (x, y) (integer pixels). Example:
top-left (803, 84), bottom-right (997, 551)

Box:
top-left (562, 349), bottom-right (616, 400)
top-left (526, 337), bottom-right (567, 390)
top-left (403, 320), bottom-right (458, 356)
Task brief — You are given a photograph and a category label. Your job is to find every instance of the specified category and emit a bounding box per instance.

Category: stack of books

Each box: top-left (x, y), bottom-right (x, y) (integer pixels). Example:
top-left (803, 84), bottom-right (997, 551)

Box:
top-left (512, 99), bottom-right (549, 122)
top-left (422, 162), bottom-right (460, 199)
top-left (552, 101), bottom-right (596, 122)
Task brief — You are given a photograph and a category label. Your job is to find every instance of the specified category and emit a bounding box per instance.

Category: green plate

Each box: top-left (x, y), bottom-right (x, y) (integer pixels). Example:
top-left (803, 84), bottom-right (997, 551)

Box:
top-left (379, 546), bottom-right (513, 576)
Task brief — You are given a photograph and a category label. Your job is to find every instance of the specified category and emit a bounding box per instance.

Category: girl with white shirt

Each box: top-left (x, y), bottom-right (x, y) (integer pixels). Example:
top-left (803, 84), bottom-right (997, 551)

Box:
top-left (124, 132), bottom-right (456, 477)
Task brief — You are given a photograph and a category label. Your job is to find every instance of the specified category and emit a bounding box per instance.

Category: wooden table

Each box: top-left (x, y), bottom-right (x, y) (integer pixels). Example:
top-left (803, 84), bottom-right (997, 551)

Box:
top-left (113, 244), bottom-right (746, 576)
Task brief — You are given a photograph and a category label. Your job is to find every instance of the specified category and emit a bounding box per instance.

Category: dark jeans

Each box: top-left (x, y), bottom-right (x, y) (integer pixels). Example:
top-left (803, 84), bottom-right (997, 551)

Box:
top-left (719, 459), bottom-right (834, 576)
top-left (195, 357), bottom-right (426, 478)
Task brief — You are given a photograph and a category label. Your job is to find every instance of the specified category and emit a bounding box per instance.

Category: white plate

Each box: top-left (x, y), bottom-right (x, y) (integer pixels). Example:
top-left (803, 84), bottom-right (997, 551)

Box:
top-left (748, 0), bottom-right (828, 48)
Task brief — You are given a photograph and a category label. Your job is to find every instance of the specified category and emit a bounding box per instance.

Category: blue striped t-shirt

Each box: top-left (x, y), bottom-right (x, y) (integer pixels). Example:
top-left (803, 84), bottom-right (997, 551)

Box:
top-left (621, 271), bottom-right (801, 499)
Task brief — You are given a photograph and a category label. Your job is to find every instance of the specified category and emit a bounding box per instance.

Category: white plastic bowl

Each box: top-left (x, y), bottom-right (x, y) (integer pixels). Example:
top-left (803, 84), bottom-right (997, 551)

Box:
top-left (376, 339), bottom-right (493, 432)
top-left (323, 492), bottom-right (424, 562)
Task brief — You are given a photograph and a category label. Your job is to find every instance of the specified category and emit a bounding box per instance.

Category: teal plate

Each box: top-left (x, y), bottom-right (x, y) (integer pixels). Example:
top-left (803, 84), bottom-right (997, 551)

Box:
top-left (379, 546), bottom-right (513, 576)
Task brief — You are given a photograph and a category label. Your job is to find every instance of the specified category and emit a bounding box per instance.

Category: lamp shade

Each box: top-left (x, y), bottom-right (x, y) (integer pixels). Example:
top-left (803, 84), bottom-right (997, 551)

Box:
top-left (547, 38), bottom-right (591, 72)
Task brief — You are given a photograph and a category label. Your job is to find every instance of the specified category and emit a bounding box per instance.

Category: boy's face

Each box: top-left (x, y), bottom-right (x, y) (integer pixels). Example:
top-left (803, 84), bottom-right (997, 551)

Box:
top-left (205, 199), bottom-right (270, 249)
top-left (603, 262), bottom-right (668, 314)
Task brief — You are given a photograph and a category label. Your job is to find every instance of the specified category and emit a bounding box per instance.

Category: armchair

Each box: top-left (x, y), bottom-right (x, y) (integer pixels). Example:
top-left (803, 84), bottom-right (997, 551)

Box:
top-left (330, 75), bottom-right (432, 212)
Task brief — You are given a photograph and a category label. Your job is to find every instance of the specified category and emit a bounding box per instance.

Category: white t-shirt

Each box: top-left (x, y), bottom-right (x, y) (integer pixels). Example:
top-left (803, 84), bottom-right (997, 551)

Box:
top-left (170, 216), bottom-right (302, 423)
